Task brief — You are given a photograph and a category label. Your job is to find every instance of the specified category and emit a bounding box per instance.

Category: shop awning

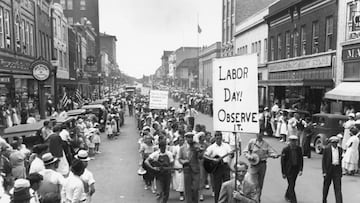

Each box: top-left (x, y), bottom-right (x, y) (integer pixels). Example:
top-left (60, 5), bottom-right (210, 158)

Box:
top-left (324, 82), bottom-right (360, 101)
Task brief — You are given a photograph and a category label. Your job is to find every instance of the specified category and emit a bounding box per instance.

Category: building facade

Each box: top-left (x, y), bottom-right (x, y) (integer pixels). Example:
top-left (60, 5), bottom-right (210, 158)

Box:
top-left (54, 0), bottom-right (100, 72)
top-left (234, 7), bottom-right (270, 108)
top-left (198, 42), bottom-right (221, 94)
top-left (221, 0), bottom-right (277, 57)
top-left (100, 32), bottom-right (117, 64)
top-left (324, 0), bottom-right (360, 113)
top-left (0, 0), bottom-right (39, 127)
top-left (265, 0), bottom-right (337, 113)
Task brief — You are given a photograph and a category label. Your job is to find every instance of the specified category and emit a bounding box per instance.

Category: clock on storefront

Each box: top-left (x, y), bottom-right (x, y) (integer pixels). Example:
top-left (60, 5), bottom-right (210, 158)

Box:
top-left (31, 58), bottom-right (51, 81)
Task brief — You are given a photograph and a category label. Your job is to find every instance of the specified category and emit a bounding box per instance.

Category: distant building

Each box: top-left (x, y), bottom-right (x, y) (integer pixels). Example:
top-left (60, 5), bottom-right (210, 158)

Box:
top-left (198, 42), bottom-right (221, 93)
top-left (100, 32), bottom-right (117, 64)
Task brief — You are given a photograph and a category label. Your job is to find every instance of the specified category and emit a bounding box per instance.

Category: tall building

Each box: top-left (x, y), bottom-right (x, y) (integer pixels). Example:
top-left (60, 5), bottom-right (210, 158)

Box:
top-left (221, 0), bottom-right (277, 57)
top-left (325, 0), bottom-right (360, 113)
top-left (100, 32), bottom-right (117, 64)
top-left (265, 0), bottom-right (337, 113)
top-left (54, 0), bottom-right (100, 71)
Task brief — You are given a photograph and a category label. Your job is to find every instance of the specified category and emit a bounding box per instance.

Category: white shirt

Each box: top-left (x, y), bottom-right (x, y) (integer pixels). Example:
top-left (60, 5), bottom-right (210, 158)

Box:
top-left (60, 129), bottom-right (71, 141)
top-left (149, 150), bottom-right (174, 163)
top-left (62, 173), bottom-right (86, 203)
top-left (205, 142), bottom-right (232, 164)
top-left (331, 146), bottom-right (339, 165)
top-left (29, 157), bottom-right (45, 174)
top-left (80, 169), bottom-right (95, 200)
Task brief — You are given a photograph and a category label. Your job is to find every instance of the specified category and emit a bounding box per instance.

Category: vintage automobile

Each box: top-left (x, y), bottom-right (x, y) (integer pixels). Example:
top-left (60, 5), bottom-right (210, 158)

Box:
top-left (66, 109), bottom-right (87, 117)
top-left (310, 113), bottom-right (348, 154)
top-left (81, 104), bottom-right (108, 132)
top-left (2, 120), bottom-right (45, 148)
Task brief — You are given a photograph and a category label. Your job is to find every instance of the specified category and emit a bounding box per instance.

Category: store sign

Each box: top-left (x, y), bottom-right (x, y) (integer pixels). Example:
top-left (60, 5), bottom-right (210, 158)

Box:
top-left (0, 56), bottom-right (31, 73)
top-left (212, 54), bottom-right (259, 133)
top-left (0, 76), bottom-right (11, 83)
top-left (268, 54), bottom-right (332, 72)
top-left (149, 90), bottom-right (168, 109)
top-left (30, 59), bottom-right (51, 81)
top-left (342, 46), bottom-right (360, 61)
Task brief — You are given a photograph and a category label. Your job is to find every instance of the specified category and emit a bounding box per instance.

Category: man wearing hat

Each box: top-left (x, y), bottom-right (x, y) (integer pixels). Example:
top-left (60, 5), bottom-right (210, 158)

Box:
top-left (75, 150), bottom-right (96, 203)
top-left (29, 144), bottom-right (48, 174)
top-left (38, 153), bottom-right (65, 201)
top-left (281, 135), bottom-right (303, 203)
top-left (179, 132), bottom-right (203, 202)
top-left (322, 136), bottom-right (343, 203)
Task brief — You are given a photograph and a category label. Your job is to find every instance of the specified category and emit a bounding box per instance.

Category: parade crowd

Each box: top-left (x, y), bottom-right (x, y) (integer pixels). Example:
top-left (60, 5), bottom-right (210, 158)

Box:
top-left (134, 92), bottom-right (359, 203)
top-left (0, 96), bottom-right (128, 203)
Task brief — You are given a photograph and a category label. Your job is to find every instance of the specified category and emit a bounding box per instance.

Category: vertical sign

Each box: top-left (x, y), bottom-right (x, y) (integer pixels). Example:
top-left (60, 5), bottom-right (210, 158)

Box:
top-left (213, 54), bottom-right (259, 133)
top-left (149, 90), bottom-right (169, 109)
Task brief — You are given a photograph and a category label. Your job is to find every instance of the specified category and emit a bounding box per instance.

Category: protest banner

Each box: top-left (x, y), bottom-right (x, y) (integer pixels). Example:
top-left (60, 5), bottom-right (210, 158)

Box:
top-left (149, 90), bottom-right (169, 109)
top-left (212, 54), bottom-right (259, 133)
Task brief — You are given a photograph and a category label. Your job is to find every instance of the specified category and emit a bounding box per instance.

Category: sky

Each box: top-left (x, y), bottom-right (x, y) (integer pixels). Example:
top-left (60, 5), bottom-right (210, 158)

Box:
top-left (99, 0), bottom-right (222, 79)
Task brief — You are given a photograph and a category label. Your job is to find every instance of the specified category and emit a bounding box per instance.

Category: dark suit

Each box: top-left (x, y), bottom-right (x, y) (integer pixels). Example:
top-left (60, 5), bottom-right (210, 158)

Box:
top-left (218, 179), bottom-right (259, 203)
top-left (322, 145), bottom-right (343, 203)
top-left (281, 145), bottom-right (303, 203)
top-left (179, 143), bottom-right (202, 203)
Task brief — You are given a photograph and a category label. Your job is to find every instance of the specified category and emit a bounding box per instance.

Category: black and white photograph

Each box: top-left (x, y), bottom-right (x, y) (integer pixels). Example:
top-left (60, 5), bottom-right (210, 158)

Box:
top-left (0, 0), bottom-right (360, 203)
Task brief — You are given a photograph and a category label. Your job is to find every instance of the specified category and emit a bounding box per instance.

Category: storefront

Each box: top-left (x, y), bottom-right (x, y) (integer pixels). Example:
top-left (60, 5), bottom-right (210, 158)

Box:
top-left (325, 43), bottom-right (360, 113)
top-left (267, 51), bottom-right (335, 113)
top-left (0, 55), bottom-right (40, 127)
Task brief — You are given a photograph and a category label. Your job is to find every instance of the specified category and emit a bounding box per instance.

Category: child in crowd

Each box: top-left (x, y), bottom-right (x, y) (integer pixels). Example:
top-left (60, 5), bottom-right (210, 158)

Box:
top-left (105, 121), bottom-right (113, 139)
top-left (93, 128), bottom-right (101, 154)
top-left (139, 134), bottom-right (157, 192)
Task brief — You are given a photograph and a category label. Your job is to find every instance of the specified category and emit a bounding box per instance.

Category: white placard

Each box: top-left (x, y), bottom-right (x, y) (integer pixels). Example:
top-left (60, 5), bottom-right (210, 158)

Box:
top-left (149, 90), bottom-right (169, 109)
top-left (213, 54), bottom-right (259, 133)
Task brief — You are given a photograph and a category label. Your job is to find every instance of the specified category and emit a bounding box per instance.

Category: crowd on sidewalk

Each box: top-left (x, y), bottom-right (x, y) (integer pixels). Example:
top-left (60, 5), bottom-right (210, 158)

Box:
top-left (133, 92), bottom-right (358, 203)
top-left (0, 94), bottom-right (130, 203)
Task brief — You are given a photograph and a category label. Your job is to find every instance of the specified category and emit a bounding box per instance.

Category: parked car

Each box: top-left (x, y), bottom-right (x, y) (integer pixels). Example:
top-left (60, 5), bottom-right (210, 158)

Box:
top-left (2, 121), bottom-right (45, 148)
top-left (310, 113), bottom-right (348, 154)
top-left (81, 104), bottom-right (108, 132)
top-left (66, 109), bottom-right (87, 117)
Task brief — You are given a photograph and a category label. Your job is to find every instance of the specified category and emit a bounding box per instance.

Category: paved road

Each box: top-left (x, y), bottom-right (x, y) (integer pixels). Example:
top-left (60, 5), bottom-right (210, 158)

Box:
top-left (87, 99), bottom-right (360, 203)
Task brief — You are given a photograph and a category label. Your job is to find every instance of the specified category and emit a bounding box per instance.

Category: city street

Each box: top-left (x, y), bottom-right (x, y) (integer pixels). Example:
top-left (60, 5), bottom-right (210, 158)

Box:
top-left (88, 99), bottom-right (360, 203)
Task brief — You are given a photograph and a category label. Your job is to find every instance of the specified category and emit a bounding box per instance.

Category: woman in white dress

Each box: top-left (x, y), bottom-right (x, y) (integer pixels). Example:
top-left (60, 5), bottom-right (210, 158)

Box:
top-left (342, 114), bottom-right (355, 150)
top-left (342, 127), bottom-right (359, 175)
top-left (171, 135), bottom-right (185, 201)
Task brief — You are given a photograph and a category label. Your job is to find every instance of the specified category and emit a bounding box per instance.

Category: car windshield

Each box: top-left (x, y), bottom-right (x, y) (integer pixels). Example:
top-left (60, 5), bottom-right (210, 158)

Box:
top-left (313, 116), bottom-right (326, 126)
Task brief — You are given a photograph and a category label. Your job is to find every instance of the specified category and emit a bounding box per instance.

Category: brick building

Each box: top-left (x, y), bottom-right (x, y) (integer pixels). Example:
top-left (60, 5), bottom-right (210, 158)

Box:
top-left (265, 0), bottom-right (337, 113)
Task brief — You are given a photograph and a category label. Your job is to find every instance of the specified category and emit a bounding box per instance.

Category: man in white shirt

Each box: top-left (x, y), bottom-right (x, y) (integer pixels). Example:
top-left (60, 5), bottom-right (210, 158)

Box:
top-left (75, 150), bottom-right (96, 203)
top-left (204, 131), bottom-right (233, 203)
top-left (29, 144), bottom-right (48, 174)
top-left (322, 136), bottom-right (343, 203)
top-left (38, 153), bottom-right (65, 201)
top-left (62, 159), bottom-right (86, 203)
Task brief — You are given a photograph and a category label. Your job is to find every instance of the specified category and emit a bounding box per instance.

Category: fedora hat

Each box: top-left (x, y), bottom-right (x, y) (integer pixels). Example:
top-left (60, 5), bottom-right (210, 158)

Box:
top-left (75, 150), bottom-right (91, 161)
top-left (288, 135), bottom-right (298, 140)
top-left (42, 153), bottom-right (59, 166)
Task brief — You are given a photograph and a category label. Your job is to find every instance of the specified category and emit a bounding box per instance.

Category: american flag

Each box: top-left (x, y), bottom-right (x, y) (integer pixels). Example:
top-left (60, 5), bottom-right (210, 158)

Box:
top-left (61, 91), bottom-right (70, 108)
top-left (75, 89), bottom-right (84, 106)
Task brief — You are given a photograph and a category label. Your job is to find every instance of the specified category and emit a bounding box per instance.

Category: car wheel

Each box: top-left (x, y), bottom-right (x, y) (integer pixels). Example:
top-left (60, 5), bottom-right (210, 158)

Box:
top-left (315, 138), bottom-right (323, 154)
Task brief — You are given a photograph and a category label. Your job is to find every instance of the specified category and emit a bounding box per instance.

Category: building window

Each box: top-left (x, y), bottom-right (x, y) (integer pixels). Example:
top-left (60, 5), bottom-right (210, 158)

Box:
top-left (285, 31), bottom-right (290, 58)
top-left (257, 40), bottom-right (261, 62)
top-left (293, 29), bottom-right (299, 57)
top-left (29, 24), bottom-right (33, 56)
top-left (300, 25), bottom-right (306, 56)
top-left (270, 37), bottom-right (274, 61)
top-left (80, 0), bottom-right (86, 10)
top-left (53, 18), bottom-right (57, 38)
top-left (325, 16), bottom-right (333, 51)
top-left (25, 22), bottom-right (29, 55)
top-left (60, 0), bottom-right (66, 9)
top-left (68, 17), bottom-right (73, 25)
top-left (4, 10), bottom-right (10, 49)
top-left (277, 34), bottom-right (282, 60)
top-left (312, 21), bottom-right (319, 54)
top-left (62, 25), bottom-right (66, 41)
top-left (0, 7), bottom-right (4, 49)
top-left (53, 48), bottom-right (58, 60)
top-left (67, 0), bottom-right (73, 10)
top-left (264, 38), bottom-right (267, 62)
top-left (59, 50), bottom-right (63, 67)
